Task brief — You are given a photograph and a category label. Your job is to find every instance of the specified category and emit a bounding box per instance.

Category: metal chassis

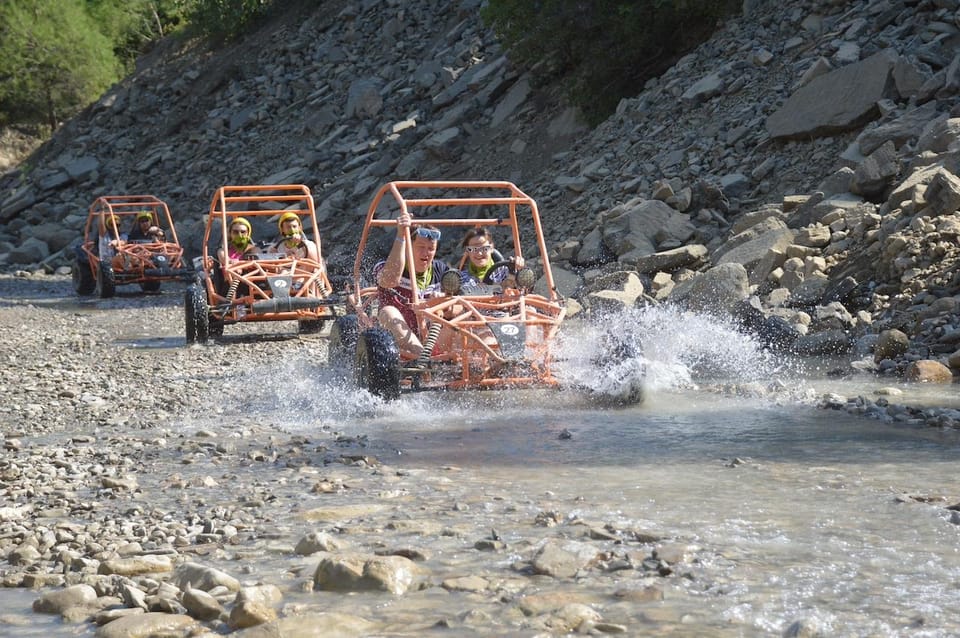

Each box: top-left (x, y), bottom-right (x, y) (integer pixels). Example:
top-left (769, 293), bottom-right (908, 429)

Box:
top-left (197, 184), bottom-right (336, 328)
top-left (351, 181), bottom-right (566, 393)
top-left (78, 195), bottom-right (191, 287)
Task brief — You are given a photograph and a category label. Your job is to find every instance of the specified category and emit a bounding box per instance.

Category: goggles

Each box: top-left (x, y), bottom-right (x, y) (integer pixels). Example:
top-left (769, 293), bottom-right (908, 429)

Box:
top-left (413, 227), bottom-right (441, 241)
top-left (465, 245), bottom-right (493, 254)
top-left (230, 227), bottom-right (249, 235)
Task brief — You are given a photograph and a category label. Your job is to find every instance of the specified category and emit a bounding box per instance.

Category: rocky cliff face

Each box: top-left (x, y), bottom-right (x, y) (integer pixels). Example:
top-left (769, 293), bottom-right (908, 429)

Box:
top-left (3, 0), bottom-right (960, 377)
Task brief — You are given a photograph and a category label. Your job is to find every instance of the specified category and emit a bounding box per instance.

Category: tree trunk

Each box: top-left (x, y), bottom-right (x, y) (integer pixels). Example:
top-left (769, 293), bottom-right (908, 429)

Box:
top-left (45, 86), bottom-right (57, 132)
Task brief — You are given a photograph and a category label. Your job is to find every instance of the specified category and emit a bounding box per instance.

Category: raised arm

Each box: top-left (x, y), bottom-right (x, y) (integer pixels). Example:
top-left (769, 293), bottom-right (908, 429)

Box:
top-left (376, 212), bottom-right (411, 289)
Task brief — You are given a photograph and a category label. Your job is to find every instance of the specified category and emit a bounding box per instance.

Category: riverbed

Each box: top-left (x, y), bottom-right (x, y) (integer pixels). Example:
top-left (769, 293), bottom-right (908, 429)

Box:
top-left (1, 274), bottom-right (958, 637)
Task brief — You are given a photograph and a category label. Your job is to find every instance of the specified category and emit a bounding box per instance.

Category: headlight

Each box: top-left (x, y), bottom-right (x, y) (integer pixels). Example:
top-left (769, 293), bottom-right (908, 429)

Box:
top-left (441, 270), bottom-right (462, 295)
top-left (515, 268), bottom-right (536, 290)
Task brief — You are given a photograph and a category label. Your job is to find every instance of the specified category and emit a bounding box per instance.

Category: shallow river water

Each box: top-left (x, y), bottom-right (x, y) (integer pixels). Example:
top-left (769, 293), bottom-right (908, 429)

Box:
top-left (4, 304), bottom-right (960, 637)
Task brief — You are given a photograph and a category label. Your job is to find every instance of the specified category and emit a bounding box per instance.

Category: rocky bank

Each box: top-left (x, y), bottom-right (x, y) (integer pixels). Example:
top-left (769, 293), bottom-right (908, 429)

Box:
top-left (4, 0), bottom-right (960, 384)
top-left (4, 0), bottom-right (960, 631)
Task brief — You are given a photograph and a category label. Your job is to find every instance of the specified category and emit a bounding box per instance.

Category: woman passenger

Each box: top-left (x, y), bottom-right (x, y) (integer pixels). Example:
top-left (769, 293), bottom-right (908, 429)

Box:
top-left (460, 227), bottom-right (524, 285)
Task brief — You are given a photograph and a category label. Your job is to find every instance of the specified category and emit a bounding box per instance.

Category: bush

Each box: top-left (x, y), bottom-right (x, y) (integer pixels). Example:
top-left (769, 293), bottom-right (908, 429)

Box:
top-left (184, 0), bottom-right (274, 44)
top-left (482, 0), bottom-right (740, 125)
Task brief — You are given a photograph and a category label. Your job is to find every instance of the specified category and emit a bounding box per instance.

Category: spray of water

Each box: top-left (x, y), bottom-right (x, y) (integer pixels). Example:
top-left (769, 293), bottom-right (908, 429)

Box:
top-left (555, 304), bottom-right (799, 402)
top-left (185, 303), bottom-right (808, 439)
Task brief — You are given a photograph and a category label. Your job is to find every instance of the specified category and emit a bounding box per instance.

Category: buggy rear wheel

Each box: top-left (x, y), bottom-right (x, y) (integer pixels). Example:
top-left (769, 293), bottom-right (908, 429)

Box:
top-left (95, 260), bottom-right (116, 298)
top-left (185, 284), bottom-right (210, 344)
top-left (356, 328), bottom-right (400, 400)
top-left (72, 255), bottom-right (95, 295)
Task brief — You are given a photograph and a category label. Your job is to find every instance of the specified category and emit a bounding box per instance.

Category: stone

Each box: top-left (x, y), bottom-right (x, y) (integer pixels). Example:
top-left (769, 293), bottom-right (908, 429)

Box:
top-left (904, 360), bottom-right (953, 383)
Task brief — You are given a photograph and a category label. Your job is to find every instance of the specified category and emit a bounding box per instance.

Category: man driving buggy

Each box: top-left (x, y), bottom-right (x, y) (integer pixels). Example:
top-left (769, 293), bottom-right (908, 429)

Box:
top-left (268, 212), bottom-right (319, 261)
top-left (373, 212), bottom-right (455, 361)
top-left (127, 211), bottom-right (165, 242)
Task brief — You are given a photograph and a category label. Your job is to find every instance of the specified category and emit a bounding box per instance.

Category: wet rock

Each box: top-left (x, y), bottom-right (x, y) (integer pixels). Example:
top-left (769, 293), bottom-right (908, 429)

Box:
top-left (181, 586), bottom-right (226, 621)
top-left (98, 555), bottom-right (172, 576)
top-left (234, 613), bottom-right (378, 636)
top-left (441, 575), bottom-right (490, 592)
top-left (670, 263), bottom-right (750, 317)
top-left (529, 539), bottom-right (603, 578)
top-left (313, 554), bottom-right (428, 594)
top-left (93, 611), bottom-right (198, 638)
top-left (904, 360), bottom-right (953, 383)
top-left (169, 562), bottom-right (240, 593)
top-left (32, 584), bottom-right (97, 614)
top-left (228, 600), bottom-right (276, 630)
top-left (875, 329), bottom-right (909, 362)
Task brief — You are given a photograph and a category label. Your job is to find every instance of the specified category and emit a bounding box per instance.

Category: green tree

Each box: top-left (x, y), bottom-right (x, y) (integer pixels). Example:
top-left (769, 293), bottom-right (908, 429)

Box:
top-left (184, 0), bottom-right (272, 44)
top-left (482, 0), bottom-right (740, 125)
top-left (0, 0), bottom-right (121, 130)
top-left (86, 0), bottom-right (187, 67)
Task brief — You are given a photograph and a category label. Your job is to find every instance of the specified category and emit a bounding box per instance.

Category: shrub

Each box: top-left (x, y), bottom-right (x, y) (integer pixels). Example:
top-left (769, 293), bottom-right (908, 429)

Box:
top-left (482, 0), bottom-right (740, 125)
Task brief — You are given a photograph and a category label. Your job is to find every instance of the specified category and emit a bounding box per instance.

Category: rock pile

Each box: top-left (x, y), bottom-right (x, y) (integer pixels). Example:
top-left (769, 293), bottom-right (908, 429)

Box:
top-left (3, 0), bottom-right (960, 381)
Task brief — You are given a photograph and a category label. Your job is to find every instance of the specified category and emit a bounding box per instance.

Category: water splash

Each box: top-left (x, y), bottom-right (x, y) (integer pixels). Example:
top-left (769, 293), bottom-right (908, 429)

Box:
top-left (555, 304), bottom-right (796, 401)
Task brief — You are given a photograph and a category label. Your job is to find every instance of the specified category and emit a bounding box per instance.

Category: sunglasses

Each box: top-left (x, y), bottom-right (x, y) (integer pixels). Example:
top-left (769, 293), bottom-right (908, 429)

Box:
top-left (465, 245), bottom-right (493, 254)
top-left (413, 227), bottom-right (441, 241)
top-left (230, 228), bottom-right (249, 235)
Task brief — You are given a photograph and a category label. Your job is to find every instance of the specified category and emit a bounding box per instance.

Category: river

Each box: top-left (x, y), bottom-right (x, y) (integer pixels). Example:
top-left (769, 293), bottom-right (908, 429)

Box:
top-left (2, 302), bottom-right (959, 637)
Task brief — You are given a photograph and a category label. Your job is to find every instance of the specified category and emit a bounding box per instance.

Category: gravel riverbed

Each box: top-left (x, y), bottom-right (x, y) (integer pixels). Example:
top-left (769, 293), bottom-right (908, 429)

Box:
top-left (3, 272), bottom-right (960, 638)
top-left (1, 272), bottom-right (715, 637)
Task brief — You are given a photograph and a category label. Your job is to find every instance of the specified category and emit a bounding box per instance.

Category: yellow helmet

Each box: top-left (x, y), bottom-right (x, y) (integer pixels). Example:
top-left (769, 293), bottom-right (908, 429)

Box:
top-left (231, 217), bottom-right (252, 235)
top-left (278, 212), bottom-right (300, 232)
top-left (136, 210), bottom-right (153, 222)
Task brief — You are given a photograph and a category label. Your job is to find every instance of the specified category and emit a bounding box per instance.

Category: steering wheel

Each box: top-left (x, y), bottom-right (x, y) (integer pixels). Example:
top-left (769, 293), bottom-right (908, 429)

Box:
top-left (482, 259), bottom-right (518, 284)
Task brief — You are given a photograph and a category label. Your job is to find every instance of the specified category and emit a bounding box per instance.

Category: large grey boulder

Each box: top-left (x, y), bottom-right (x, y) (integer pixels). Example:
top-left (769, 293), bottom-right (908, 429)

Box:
top-left (8, 236), bottom-right (50, 264)
top-left (668, 262), bottom-right (750, 317)
top-left (855, 102), bottom-right (939, 155)
top-left (850, 141), bottom-right (900, 201)
top-left (600, 198), bottom-right (696, 263)
top-left (766, 49), bottom-right (898, 139)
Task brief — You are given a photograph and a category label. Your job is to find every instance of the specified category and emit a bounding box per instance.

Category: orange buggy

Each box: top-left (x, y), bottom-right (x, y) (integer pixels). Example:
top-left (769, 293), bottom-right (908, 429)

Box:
top-left (185, 184), bottom-right (337, 343)
top-left (73, 195), bottom-right (192, 297)
top-left (330, 180), bottom-right (567, 399)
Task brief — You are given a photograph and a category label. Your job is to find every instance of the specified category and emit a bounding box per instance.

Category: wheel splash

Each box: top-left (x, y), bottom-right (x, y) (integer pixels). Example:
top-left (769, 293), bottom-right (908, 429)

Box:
top-left (555, 304), bottom-right (792, 404)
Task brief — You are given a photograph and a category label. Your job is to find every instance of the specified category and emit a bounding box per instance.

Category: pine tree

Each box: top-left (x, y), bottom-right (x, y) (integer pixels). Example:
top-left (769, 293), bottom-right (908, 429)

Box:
top-left (0, 0), bottom-right (120, 130)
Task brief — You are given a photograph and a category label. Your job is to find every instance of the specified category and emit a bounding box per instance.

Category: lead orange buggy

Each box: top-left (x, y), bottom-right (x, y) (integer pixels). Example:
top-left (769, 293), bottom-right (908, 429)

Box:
top-left (185, 184), bottom-right (338, 343)
top-left (330, 180), bottom-right (567, 399)
top-left (73, 195), bottom-right (192, 297)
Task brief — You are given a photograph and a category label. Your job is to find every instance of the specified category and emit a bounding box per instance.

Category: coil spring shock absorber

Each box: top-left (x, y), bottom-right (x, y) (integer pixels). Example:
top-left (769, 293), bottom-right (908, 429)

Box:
top-left (226, 279), bottom-right (239, 301)
top-left (226, 279), bottom-right (245, 317)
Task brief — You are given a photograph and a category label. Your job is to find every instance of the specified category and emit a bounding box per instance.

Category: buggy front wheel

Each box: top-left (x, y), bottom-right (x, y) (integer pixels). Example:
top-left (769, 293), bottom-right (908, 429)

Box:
top-left (72, 255), bottom-right (95, 295)
top-left (184, 284), bottom-right (210, 344)
top-left (95, 260), bottom-right (116, 298)
top-left (356, 328), bottom-right (400, 400)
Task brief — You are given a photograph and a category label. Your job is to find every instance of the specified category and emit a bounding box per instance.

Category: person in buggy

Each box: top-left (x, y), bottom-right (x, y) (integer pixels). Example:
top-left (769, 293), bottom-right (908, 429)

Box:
top-left (127, 211), bottom-right (165, 242)
top-left (459, 226), bottom-right (524, 286)
top-left (98, 214), bottom-right (121, 258)
top-left (373, 211), bottom-right (454, 360)
top-left (220, 217), bottom-right (258, 262)
top-left (268, 212), bottom-right (319, 260)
